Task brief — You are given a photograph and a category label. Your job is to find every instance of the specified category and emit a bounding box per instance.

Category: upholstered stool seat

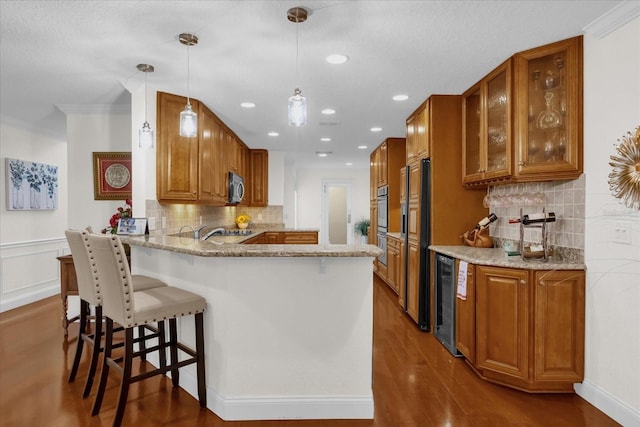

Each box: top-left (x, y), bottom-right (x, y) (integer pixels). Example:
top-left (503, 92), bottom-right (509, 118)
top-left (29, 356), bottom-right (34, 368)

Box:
top-left (65, 229), bottom-right (167, 398)
top-left (86, 233), bottom-right (207, 427)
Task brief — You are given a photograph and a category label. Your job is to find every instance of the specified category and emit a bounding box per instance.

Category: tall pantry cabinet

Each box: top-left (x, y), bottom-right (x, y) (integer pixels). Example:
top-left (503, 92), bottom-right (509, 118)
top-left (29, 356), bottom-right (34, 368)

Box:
top-left (402, 96), bottom-right (486, 327)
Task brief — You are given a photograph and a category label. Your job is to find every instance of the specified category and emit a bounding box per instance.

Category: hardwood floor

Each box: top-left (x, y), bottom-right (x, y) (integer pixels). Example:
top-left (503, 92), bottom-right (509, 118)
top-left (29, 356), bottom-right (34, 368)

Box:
top-left (0, 275), bottom-right (619, 427)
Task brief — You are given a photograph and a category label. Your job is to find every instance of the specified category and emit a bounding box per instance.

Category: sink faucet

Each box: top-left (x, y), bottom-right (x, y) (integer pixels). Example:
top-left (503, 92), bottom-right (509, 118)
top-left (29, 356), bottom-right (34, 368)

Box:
top-left (194, 225), bottom-right (209, 239)
top-left (202, 227), bottom-right (225, 241)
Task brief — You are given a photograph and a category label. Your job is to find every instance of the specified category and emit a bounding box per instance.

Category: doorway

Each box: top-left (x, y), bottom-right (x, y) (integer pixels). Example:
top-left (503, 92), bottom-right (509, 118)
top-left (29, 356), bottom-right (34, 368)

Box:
top-left (322, 180), bottom-right (353, 245)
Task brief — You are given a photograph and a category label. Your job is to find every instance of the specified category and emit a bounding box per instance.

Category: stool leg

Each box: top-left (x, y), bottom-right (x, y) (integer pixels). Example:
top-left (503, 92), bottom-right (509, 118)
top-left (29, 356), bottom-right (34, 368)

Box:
top-left (169, 318), bottom-right (179, 387)
top-left (82, 305), bottom-right (102, 398)
top-left (195, 312), bottom-right (206, 408)
top-left (112, 327), bottom-right (134, 427)
top-left (157, 321), bottom-right (167, 370)
top-left (137, 325), bottom-right (147, 361)
top-left (91, 317), bottom-right (113, 416)
top-left (68, 299), bottom-right (89, 383)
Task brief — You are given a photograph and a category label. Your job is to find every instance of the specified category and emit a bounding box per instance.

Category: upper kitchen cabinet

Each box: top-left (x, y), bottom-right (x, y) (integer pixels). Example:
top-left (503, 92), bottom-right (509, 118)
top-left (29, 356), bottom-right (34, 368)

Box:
top-left (462, 36), bottom-right (583, 187)
top-left (198, 105), bottom-right (227, 204)
top-left (157, 91), bottom-right (199, 201)
top-left (370, 138), bottom-right (406, 232)
top-left (157, 91), bottom-right (267, 206)
top-left (462, 59), bottom-right (512, 185)
top-left (513, 36), bottom-right (583, 181)
top-left (249, 149), bottom-right (268, 207)
top-left (406, 100), bottom-right (429, 163)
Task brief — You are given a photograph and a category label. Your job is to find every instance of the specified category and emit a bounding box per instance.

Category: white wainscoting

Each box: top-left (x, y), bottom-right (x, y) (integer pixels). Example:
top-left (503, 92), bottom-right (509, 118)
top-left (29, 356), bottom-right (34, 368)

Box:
top-left (0, 237), bottom-right (69, 313)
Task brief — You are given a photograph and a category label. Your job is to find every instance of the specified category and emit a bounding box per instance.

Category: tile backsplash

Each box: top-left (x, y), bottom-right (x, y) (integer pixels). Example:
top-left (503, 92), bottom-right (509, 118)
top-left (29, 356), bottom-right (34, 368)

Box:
top-left (145, 200), bottom-right (284, 235)
top-left (486, 175), bottom-right (585, 257)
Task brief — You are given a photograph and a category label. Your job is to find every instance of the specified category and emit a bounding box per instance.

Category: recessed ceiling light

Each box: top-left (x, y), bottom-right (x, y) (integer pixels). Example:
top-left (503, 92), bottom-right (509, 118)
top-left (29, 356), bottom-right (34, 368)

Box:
top-left (320, 137), bottom-right (332, 142)
top-left (315, 151), bottom-right (332, 157)
top-left (345, 162), bottom-right (353, 166)
top-left (370, 127), bottom-right (382, 132)
top-left (357, 145), bottom-right (368, 150)
top-left (268, 131), bottom-right (279, 137)
top-left (392, 94), bottom-right (409, 101)
top-left (240, 102), bottom-right (256, 108)
top-left (326, 54), bottom-right (349, 64)
top-left (321, 108), bottom-right (336, 115)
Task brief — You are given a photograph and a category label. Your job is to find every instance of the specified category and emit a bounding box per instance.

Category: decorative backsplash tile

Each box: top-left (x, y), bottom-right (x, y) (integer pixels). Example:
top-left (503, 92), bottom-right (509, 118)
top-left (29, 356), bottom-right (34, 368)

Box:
top-left (486, 175), bottom-right (585, 259)
top-left (145, 200), bottom-right (283, 235)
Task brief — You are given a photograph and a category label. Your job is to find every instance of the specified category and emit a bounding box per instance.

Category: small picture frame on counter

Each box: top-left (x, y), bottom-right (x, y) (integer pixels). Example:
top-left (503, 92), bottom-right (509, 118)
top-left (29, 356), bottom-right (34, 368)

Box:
top-left (117, 217), bottom-right (148, 236)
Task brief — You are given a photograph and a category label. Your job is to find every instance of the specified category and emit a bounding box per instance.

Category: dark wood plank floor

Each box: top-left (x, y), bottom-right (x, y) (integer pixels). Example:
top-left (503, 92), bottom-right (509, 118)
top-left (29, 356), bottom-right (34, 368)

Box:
top-left (0, 275), bottom-right (619, 427)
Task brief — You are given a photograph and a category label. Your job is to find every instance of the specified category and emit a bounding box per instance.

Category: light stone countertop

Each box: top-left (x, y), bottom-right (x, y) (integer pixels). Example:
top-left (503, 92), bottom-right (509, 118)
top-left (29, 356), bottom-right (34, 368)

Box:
top-left (429, 245), bottom-right (585, 270)
top-left (124, 234), bottom-right (383, 258)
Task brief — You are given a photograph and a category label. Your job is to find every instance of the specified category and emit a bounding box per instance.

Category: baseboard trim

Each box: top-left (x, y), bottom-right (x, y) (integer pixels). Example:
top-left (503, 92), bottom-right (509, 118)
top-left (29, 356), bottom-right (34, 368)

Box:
top-left (575, 380), bottom-right (640, 427)
top-left (0, 285), bottom-right (59, 313)
top-left (144, 352), bottom-right (374, 421)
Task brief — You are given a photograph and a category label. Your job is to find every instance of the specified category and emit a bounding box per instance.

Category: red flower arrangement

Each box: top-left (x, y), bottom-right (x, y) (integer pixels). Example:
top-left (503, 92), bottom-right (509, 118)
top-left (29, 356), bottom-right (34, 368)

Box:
top-left (101, 198), bottom-right (132, 234)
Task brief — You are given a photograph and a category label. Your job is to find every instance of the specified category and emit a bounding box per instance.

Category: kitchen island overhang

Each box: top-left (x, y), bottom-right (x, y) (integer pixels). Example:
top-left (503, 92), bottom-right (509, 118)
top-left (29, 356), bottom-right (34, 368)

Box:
top-left (125, 235), bottom-right (382, 421)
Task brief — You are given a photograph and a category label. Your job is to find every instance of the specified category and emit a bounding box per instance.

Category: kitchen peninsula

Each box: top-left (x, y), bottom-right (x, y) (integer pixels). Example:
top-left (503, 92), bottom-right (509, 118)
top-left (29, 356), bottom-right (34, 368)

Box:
top-left (125, 234), bottom-right (382, 421)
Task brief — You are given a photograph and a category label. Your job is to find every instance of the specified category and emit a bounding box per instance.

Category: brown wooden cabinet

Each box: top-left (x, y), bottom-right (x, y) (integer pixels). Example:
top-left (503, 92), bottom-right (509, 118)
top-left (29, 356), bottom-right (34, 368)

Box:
top-left (476, 265), bottom-right (530, 381)
top-left (157, 91), bottom-right (267, 206)
top-left (513, 36), bottom-right (583, 181)
top-left (282, 231), bottom-right (318, 244)
top-left (386, 236), bottom-right (401, 295)
top-left (243, 231), bottom-right (318, 245)
top-left (462, 36), bottom-right (583, 187)
top-left (249, 149), bottom-right (268, 207)
top-left (462, 59), bottom-right (512, 185)
top-left (406, 241), bottom-right (420, 322)
top-left (157, 91), bottom-right (199, 201)
top-left (455, 260), bottom-right (475, 364)
top-left (467, 264), bottom-right (585, 392)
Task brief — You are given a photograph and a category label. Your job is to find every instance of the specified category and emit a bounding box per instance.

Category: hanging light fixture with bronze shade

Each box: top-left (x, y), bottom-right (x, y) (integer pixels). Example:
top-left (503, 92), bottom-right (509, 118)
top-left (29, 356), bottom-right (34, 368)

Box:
top-left (179, 33), bottom-right (198, 138)
top-left (287, 7), bottom-right (308, 127)
top-left (137, 63), bottom-right (155, 149)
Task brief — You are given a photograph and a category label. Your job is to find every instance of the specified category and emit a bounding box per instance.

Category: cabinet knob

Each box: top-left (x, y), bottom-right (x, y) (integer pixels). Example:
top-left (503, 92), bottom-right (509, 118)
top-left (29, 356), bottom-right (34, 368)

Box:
top-left (520, 279), bottom-right (526, 285)
top-left (518, 161), bottom-right (525, 166)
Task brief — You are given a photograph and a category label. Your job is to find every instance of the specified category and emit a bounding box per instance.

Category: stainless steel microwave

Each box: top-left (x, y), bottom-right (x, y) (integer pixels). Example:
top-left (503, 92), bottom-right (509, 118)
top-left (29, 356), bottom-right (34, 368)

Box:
top-left (228, 172), bottom-right (245, 203)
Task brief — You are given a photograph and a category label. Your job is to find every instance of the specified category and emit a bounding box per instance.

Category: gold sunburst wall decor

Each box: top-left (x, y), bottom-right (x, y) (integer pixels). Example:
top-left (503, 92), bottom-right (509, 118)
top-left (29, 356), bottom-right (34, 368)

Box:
top-left (608, 126), bottom-right (640, 210)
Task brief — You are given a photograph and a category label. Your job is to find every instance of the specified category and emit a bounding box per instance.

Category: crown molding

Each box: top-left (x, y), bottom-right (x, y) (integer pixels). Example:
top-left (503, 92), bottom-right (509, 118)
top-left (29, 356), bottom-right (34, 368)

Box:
top-left (55, 103), bottom-right (130, 115)
top-left (583, 1), bottom-right (640, 39)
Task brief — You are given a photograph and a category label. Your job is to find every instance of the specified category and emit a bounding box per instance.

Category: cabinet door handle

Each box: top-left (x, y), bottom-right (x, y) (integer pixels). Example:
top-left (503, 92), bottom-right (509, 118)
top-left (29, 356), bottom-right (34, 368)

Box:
top-left (520, 279), bottom-right (526, 285)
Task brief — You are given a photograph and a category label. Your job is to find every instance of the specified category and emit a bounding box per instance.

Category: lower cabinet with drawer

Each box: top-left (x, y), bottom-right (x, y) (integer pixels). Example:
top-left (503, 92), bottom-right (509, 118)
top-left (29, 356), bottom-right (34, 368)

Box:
top-left (454, 261), bottom-right (585, 393)
top-left (243, 231), bottom-right (318, 245)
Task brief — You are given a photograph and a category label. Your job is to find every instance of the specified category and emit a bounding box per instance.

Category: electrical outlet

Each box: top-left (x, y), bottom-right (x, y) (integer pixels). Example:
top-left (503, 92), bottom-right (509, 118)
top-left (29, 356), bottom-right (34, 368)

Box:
top-left (148, 217), bottom-right (156, 230)
top-left (613, 221), bottom-right (632, 244)
top-left (258, 213), bottom-right (263, 221)
top-left (199, 216), bottom-right (203, 225)
top-left (162, 217), bottom-right (167, 229)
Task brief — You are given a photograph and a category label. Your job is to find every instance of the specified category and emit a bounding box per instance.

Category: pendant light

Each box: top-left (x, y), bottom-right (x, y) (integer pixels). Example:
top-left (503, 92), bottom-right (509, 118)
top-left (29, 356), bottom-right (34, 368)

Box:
top-left (137, 64), bottom-right (155, 149)
top-left (179, 33), bottom-right (198, 138)
top-left (287, 7), bottom-right (308, 127)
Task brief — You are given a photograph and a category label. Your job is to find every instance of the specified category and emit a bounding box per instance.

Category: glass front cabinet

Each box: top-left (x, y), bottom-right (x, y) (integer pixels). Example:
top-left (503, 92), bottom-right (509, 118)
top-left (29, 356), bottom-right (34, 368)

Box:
top-left (463, 59), bottom-right (512, 185)
top-left (462, 36), bottom-right (583, 186)
top-left (514, 36), bottom-right (583, 180)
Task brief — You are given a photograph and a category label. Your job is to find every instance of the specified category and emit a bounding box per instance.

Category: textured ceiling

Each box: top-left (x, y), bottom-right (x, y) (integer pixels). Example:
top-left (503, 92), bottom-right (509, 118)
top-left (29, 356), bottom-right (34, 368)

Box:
top-left (0, 1), bottom-right (621, 169)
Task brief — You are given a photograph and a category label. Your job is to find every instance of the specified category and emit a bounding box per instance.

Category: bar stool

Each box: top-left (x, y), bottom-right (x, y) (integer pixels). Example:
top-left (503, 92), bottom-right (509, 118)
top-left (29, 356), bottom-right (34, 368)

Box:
top-left (85, 233), bottom-right (207, 427)
top-left (65, 229), bottom-right (167, 398)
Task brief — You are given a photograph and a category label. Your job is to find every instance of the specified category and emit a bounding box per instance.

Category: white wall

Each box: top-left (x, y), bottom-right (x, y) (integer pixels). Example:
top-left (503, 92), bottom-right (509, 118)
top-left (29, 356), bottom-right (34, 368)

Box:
top-left (577, 15), bottom-right (640, 427)
top-left (0, 121), bottom-right (69, 311)
top-left (294, 167), bottom-right (369, 241)
top-left (65, 108), bottom-right (132, 232)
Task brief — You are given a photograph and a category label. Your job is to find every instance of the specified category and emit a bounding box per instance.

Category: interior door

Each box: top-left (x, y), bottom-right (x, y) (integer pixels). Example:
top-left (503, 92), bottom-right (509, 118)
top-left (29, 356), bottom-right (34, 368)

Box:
top-left (322, 181), bottom-right (353, 245)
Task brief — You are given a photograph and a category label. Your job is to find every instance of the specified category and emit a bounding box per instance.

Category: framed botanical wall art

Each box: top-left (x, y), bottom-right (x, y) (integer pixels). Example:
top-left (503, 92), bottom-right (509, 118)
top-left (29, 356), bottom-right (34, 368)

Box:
top-left (5, 158), bottom-right (58, 211)
top-left (93, 152), bottom-right (132, 200)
